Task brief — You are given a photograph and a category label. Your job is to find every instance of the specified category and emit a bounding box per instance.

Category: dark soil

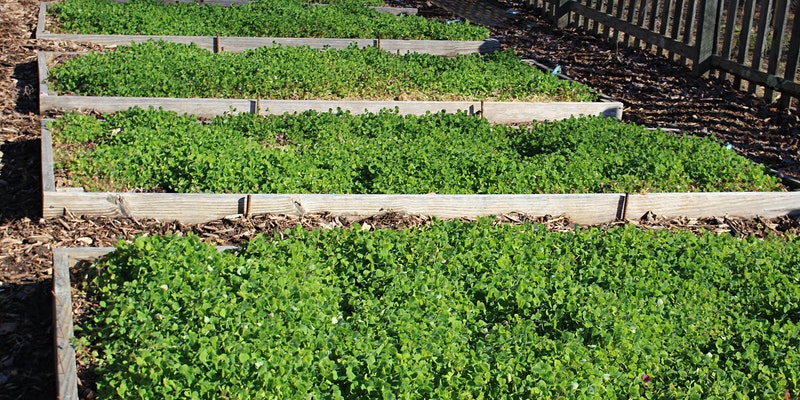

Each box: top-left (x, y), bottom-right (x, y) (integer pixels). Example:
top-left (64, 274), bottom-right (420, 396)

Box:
top-left (1, 0), bottom-right (799, 398)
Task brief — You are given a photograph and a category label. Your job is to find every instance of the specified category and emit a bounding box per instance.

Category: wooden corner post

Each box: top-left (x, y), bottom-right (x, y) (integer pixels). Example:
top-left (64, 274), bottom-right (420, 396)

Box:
top-left (692, 0), bottom-right (719, 76)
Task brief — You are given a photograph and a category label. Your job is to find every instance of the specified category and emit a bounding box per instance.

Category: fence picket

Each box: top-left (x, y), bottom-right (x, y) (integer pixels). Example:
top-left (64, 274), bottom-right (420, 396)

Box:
top-left (732, 0), bottom-right (756, 89)
top-left (779, 5), bottom-right (800, 108)
top-left (719, 0), bottom-right (740, 81)
top-left (748, 0), bottom-right (773, 92)
top-left (763, 0), bottom-right (790, 100)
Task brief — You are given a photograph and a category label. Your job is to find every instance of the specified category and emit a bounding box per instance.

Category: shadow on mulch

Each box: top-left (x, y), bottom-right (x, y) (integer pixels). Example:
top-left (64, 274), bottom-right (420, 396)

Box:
top-left (0, 281), bottom-right (56, 400)
top-left (0, 139), bottom-right (43, 221)
top-left (14, 60), bottom-right (39, 115)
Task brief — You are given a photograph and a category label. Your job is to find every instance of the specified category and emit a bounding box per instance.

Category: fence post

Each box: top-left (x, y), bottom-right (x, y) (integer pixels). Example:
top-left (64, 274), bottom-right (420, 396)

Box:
top-left (692, 0), bottom-right (719, 75)
top-left (553, 0), bottom-right (572, 28)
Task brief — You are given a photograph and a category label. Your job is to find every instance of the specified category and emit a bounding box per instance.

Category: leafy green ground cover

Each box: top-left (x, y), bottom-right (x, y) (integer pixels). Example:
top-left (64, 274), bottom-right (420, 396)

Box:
top-left (49, 0), bottom-right (487, 40)
top-left (51, 108), bottom-right (780, 194)
top-left (80, 221), bottom-right (800, 398)
top-left (47, 41), bottom-right (595, 102)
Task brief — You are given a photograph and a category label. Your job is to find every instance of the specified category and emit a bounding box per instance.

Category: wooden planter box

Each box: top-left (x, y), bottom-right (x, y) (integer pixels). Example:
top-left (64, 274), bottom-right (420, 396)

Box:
top-left (36, 2), bottom-right (499, 56)
top-left (38, 52), bottom-right (625, 122)
top-left (41, 121), bottom-right (800, 223)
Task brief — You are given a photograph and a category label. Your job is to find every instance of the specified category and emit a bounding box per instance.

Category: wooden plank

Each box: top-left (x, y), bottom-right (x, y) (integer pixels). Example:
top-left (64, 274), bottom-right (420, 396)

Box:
top-left (40, 120), bottom-right (56, 192)
top-left (718, 0), bottom-right (739, 81)
top-left (249, 194), bottom-right (626, 225)
top-left (481, 101), bottom-right (623, 121)
top-left (569, 1), bottom-right (698, 58)
top-left (43, 192), bottom-right (626, 224)
top-left (733, 0), bottom-right (756, 89)
top-left (633, 0), bottom-right (649, 48)
top-left (36, 1), bottom-right (46, 39)
top-left (218, 37), bottom-right (501, 55)
top-left (602, 0), bottom-right (615, 39)
top-left (612, 0), bottom-right (627, 43)
top-left (41, 94), bottom-right (623, 123)
top-left (593, 0), bottom-right (604, 35)
top-left (625, 192), bottom-right (800, 219)
top-left (692, 0), bottom-right (719, 75)
top-left (682, 0), bottom-right (698, 65)
top-left (622, 0), bottom-right (637, 44)
top-left (52, 250), bottom-right (78, 400)
top-left (778, 6), bottom-right (800, 108)
top-left (711, 55), bottom-right (800, 97)
top-left (667, 0), bottom-right (686, 61)
top-left (646, 0), bottom-right (662, 52)
top-left (657, 0), bottom-right (674, 57)
top-left (56, 247), bottom-right (115, 267)
top-left (763, 0), bottom-right (790, 100)
top-left (748, 0), bottom-right (773, 92)
top-left (43, 192), bottom-right (245, 222)
top-left (370, 6), bottom-right (418, 15)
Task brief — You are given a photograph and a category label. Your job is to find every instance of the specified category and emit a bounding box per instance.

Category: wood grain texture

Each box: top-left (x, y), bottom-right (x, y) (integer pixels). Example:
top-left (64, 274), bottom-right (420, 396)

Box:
top-left (625, 192), bottom-right (800, 219)
top-left (40, 120), bottom-right (56, 192)
top-left (248, 193), bottom-right (626, 224)
top-left (43, 192), bottom-right (245, 222)
top-left (43, 193), bottom-right (627, 224)
top-left (52, 250), bottom-right (78, 400)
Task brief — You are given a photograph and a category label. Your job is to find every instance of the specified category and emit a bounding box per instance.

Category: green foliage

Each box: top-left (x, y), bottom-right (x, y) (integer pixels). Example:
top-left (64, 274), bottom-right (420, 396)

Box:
top-left (47, 41), bottom-right (596, 102)
top-left (50, 108), bottom-right (780, 193)
top-left (84, 222), bottom-right (800, 399)
top-left (49, 0), bottom-right (487, 40)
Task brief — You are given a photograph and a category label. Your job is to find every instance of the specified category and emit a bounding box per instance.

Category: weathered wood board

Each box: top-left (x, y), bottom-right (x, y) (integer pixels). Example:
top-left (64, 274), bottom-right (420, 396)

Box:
top-left (624, 192), bottom-right (800, 219)
top-left (36, 2), bottom-right (494, 56)
top-left (38, 52), bottom-right (625, 122)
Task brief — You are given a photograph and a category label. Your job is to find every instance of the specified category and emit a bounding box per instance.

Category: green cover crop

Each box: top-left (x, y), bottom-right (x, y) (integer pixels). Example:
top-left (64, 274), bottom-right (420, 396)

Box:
top-left (49, 0), bottom-right (488, 40)
top-left (82, 222), bottom-right (800, 398)
top-left (51, 108), bottom-right (780, 193)
top-left (47, 41), bottom-right (596, 102)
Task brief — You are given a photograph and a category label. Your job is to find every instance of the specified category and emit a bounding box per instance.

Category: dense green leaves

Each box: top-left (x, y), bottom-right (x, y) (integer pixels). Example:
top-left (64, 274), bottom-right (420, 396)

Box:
top-left (51, 108), bottom-right (780, 193)
top-left (84, 222), bottom-right (800, 399)
top-left (48, 41), bottom-right (596, 101)
top-left (49, 0), bottom-right (487, 40)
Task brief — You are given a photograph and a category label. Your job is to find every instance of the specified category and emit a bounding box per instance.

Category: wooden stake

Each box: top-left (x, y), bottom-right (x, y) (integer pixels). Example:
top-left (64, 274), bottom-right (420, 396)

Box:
top-left (377, 36), bottom-right (381, 50)
top-left (214, 33), bottom-right (220, 53)
top-left (620, 192), bottom-right (629, 220)
top-left (256, 96), bottom-right (261, 114)
top-left (480, 100), bottom-right (484, 119)
top-left (245, 194), bottom-right (252, 219)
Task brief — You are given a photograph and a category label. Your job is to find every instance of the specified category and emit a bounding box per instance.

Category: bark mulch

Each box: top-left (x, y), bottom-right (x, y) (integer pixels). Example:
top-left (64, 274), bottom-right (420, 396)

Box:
top-left (1, 0), bottom-right (799, 398)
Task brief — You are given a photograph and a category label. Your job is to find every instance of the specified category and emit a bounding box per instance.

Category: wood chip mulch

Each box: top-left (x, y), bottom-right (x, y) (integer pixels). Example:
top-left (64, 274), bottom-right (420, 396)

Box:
top-left (1, 0), bottom-right (800, 398)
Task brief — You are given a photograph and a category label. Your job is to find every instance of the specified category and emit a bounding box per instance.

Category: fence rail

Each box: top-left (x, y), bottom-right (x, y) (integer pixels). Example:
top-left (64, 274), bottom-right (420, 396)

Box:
top-left (526, 0), bottom-right (800, 108)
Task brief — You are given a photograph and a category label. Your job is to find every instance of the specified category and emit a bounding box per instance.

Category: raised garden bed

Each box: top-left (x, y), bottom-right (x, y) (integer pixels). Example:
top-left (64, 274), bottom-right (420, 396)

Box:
top-left (40, 110), bottom-right (800, 223)
top-left (55, 223), bottom-right (800, 398)
top-left (37, 0), bottom-right (499, 56)
top-left (37, 43), bottom-right (623, 122)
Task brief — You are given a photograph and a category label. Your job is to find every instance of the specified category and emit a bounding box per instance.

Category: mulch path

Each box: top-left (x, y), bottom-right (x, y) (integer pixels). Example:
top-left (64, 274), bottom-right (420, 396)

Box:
top-left (1, 0), bottom-right (799, 398)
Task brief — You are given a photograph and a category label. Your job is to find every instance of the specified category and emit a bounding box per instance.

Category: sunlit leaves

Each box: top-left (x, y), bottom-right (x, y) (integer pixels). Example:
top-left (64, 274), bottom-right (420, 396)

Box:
top-left (50, 0), bottom-right (489, 40)
top-left (50, 108), bottom-right (780, 193)
top-left (48, 41), bottom-right (595, 102)
top-left (84, 223), bottom-right (800, 398)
